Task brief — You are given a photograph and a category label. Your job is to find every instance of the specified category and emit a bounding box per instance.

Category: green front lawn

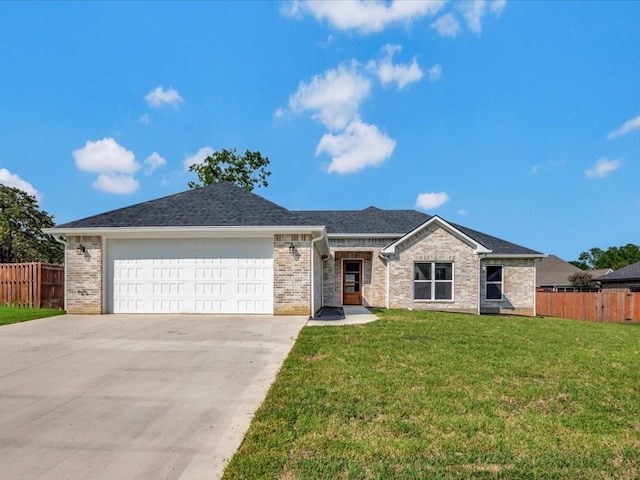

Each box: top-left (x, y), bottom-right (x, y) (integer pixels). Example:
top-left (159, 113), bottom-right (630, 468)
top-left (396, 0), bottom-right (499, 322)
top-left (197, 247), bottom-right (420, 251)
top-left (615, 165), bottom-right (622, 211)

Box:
top-left (223, 310), bottom-right (640, 479)
top-left (0, 306), bottom-right (65, 326)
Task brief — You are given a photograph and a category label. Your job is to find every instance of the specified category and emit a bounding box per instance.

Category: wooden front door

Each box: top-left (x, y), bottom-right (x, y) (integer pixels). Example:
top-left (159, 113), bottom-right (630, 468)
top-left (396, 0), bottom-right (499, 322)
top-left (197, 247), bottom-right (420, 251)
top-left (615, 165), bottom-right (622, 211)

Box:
top-left (343, 260), bottom-right (362, 305)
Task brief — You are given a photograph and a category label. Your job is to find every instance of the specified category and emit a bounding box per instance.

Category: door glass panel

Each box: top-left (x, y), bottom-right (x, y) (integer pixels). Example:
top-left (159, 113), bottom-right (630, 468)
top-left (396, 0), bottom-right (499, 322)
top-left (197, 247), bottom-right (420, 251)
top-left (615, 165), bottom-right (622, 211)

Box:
top-left (346, 262), bottom-right (360, 272)
top-left (345, 273), bottom-right (359, 283)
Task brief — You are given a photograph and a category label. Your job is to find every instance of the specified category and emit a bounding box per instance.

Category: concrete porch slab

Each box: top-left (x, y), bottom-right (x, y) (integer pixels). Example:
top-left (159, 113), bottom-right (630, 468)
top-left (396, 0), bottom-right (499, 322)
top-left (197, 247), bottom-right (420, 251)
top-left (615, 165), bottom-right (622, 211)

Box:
top-left (307, 305), bottom-right (379, 326)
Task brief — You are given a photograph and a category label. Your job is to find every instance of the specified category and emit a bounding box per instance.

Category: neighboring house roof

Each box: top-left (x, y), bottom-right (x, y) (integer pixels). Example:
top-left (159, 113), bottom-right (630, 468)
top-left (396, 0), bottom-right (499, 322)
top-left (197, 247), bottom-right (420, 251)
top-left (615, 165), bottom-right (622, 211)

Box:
top-left (590, 268), bottom-right (613, 278)
top-left (536, 255), bottom-right (582, 286)
top-left (595, 260), bottom-right (640, 283)
top-left (50, 182), bottom-right (541, 257)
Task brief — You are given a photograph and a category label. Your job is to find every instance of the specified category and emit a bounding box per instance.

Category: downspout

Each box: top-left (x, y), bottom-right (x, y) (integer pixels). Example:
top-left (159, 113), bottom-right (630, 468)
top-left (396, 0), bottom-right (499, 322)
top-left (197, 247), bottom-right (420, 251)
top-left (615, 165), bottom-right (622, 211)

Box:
top-left (53, 235), bottom-right (67, 311)
top-left (310, 230), bottom-right (327, 319)
top-left (477, 253), bottom-right (486, 315)
top-left (533, 257), bottom-right (541, 316)
top-left (378, 252), bottom-right (390, 309)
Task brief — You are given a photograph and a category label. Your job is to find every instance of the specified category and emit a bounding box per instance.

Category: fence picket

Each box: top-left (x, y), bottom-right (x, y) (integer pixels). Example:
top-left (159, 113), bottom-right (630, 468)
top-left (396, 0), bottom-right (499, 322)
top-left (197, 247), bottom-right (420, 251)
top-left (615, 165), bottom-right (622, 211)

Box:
top-left (536, 291), bottom-right (640, 323)
top-left (0, 263), bottom-right (64, 309)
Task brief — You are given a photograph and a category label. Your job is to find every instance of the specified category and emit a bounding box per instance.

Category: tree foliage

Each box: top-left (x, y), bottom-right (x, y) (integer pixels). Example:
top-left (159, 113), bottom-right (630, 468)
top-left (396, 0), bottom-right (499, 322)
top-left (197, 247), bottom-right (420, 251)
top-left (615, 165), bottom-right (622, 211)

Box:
top-left (573, 244), bottom-right (640, 270)
top-left (0, 185), bottom-right (63, 264)
top-left (567, 271), bottom-right (596, 291)
top-left (188, 148), bottom-right (271, 191)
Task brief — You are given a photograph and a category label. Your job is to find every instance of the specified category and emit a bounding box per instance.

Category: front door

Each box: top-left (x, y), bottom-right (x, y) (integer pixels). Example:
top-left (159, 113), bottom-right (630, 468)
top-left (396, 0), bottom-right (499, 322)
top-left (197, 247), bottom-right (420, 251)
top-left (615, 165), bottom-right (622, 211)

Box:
top-left (343, 260), bottom-right (362, 305)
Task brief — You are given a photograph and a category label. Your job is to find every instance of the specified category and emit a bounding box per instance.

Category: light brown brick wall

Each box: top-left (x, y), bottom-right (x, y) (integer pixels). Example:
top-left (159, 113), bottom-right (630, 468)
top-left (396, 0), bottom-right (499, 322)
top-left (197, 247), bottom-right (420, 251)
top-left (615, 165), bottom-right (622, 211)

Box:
top-left (66, 236), bottom-right (103, 314)
top-left (388, 225), bottom-right (479, 314)
top-left (324, 238), bottom-right (390, 307)
top-left (480, 258), bottom-right (536, 316)
top-left (273, 234), bottom-right (312, 315)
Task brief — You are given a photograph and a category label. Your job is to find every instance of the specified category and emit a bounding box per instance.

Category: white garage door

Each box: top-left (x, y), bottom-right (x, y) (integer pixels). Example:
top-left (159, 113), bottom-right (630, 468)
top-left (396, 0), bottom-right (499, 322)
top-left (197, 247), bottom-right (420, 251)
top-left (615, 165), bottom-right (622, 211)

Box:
top-left (107, 238), bottom-right (273, 314)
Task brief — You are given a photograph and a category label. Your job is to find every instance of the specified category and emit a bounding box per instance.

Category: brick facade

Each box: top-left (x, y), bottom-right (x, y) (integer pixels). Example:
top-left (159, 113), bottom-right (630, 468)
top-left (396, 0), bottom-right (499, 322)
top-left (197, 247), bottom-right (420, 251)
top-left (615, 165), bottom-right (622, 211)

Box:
top-left (480, 258), bottom-right (536, 316)
top-left (387, 224), bottom-right (480, 314)
top-left (323, 238), bottom-right (389, 307)
top-left (273, 234), bottom-right (312, 315)
top-left (66, 236), bottom-right (103, 314)
top-left (64, 230), bottom-right (536, 317)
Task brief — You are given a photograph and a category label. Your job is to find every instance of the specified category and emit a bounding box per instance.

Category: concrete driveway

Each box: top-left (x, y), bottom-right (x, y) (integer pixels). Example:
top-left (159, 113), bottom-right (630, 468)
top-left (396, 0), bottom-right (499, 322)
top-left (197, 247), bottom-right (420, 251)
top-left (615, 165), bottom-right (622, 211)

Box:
top-left (0, 313), bottom-right (308, 480)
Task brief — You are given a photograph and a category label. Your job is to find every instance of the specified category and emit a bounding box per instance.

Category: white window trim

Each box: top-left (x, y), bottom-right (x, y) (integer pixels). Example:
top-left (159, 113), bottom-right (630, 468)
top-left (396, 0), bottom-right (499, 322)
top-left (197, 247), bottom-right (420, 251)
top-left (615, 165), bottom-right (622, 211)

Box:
top-left (485, 264), bottom-right (504, 301)
top-left (414, 261), bottom-right (455, 302)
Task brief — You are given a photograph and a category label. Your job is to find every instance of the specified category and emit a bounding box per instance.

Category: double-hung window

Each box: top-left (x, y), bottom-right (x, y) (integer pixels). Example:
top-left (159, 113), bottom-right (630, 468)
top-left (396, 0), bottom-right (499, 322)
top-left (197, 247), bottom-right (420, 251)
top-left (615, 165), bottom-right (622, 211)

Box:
top-left (414, 262), bottom-right (453, 300)
top-left (486, 265), bottom-right (503, 300)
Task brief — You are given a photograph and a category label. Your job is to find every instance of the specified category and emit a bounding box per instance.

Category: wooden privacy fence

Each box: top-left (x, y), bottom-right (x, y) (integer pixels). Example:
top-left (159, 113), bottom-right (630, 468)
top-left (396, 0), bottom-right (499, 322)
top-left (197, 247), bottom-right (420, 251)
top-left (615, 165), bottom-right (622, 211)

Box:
top-left (537, 291), bottom-right (640, 323)
top-left (0, 263), bottom-right (64, 309)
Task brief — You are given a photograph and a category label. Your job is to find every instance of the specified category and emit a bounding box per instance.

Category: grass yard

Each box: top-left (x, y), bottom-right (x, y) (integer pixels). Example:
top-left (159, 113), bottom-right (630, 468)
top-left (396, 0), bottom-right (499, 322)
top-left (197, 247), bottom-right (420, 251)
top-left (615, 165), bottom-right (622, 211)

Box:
top-left (0, 306), bottom-right (65, 326)
top-left (223, 310), bottom-right (640, 479)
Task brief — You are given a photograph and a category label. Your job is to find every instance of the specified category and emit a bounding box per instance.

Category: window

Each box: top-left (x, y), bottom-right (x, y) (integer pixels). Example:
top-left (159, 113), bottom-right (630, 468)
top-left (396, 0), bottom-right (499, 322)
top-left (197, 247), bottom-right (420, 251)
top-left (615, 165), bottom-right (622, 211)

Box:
top-left (414, 262), bottom-right (453, 300)
top-left (486, 265), bottom-right (503, 300)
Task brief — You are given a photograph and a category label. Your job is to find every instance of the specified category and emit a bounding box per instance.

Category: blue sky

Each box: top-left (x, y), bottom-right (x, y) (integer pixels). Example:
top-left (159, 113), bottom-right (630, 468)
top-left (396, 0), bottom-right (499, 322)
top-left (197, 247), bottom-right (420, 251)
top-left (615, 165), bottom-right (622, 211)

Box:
top-left (1, 1), bottom-right (638, 262)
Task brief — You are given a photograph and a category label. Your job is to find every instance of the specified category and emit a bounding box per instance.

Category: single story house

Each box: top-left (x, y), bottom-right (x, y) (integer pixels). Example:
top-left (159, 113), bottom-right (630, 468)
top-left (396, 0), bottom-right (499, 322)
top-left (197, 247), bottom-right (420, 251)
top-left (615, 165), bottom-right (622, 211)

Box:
top-left (536, 255), bottom-right (611, 292)
top-left (596, 261), bottom-right (640, 292)
top-left (45, 182), bottom-right (545, 317)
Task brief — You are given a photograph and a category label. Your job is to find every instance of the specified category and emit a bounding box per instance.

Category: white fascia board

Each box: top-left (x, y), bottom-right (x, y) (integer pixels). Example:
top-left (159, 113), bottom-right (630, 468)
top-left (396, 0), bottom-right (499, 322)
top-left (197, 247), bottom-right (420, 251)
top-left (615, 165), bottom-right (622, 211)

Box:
top-left (327, 233), bottom-right (403, 239)
top-left (481, 253), bottom-right (547, 259)
top-left (43, 225), bottom-right (327, 240)
top-left (380, 216), bottom-right (491, 255)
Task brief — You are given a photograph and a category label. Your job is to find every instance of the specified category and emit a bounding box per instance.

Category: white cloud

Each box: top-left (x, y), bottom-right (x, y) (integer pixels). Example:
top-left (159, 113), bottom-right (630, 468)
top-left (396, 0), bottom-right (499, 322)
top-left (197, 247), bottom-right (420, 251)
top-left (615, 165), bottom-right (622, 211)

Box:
top-left (430, 13), bottom-right (460, 37)
top-left (585, 158), bottom-right (621, 178)
top-left (460, 0), bottom-right (505, 35)
top-left (457, 209), bottom-right (468, 216)
top-left (374, 44), bottom-right (423, 89)
top-left (415, 191), bottom-right (449, 210)
top-left (183, 146), bottom-right (214, 170)
top-left (283, 0), bottom-right (446, 34)
top-left (144, 86), bottom-right (184, 108)
top-left (607, 114), bottom-right (640, 139)
top-left (316, 120), bottom-right (396, 174)
top-left (92, 173), bottom-right (139, 194)
top-left (139, 113), bottom-right (150, 126)
top-left (490, 0), bottom-right (507, 15)
top-left (288, 63), bottom-right (371, 130)
top-left (73, 138), bottom-right (139, 174)
top-left (0, 168), bottom-right (40, 198)
top-left (144, 152), bottom-right (166, 174)
top-left (462, 0), bottom-right (487, 34)
top-left (428, 64), bottom-right (442, 82)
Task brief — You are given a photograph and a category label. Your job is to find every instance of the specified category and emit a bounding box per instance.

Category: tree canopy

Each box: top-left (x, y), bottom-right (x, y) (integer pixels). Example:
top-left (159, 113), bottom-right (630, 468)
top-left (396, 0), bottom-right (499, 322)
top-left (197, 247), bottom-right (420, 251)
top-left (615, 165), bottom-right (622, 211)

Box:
top-left (567, 271), bottom-right (597, 291)
top-left (570, 244), bottom-right (640, 270)
top-left (0, 185), bottom-right (63, 264)
top-left (188, 148), bottom-right (271, 191)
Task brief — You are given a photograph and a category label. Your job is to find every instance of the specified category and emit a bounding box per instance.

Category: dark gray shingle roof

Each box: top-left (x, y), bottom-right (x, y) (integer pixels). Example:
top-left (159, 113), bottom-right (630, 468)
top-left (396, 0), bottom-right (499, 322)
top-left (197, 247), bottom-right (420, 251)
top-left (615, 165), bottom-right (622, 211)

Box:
top-left (55, 182), bottom-right (313, 228)
top-left (54, 182), bottom-right (541, 256)
top-left (450, 222), bottom-right (542, 256)
top-left (294, 207), bottom-right (430, 235)
top-left (596, 260), bottom-right (640, 282)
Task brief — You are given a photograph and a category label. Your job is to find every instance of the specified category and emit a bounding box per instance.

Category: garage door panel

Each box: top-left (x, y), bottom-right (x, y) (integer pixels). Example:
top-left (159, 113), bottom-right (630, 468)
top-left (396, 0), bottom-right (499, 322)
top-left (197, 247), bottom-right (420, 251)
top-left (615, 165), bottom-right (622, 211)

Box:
top-left (108, 238), bottom-right (273, 314)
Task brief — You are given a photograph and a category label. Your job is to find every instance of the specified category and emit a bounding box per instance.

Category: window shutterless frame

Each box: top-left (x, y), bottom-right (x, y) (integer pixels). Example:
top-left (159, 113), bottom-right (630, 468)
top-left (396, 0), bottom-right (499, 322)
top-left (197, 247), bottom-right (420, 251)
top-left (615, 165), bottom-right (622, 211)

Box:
top-left (485, 265), bottom-right (503, 301)
top-left (414, 262), bottom-right (453, 301)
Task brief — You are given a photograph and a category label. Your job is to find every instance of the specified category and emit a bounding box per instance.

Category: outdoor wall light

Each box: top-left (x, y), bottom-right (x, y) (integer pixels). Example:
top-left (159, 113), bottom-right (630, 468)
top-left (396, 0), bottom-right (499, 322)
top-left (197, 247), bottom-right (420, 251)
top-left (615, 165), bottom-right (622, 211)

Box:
top-left (77, 245), bottom-right (86, 255)
top-left (289, 242), bottom-right (296, 254)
